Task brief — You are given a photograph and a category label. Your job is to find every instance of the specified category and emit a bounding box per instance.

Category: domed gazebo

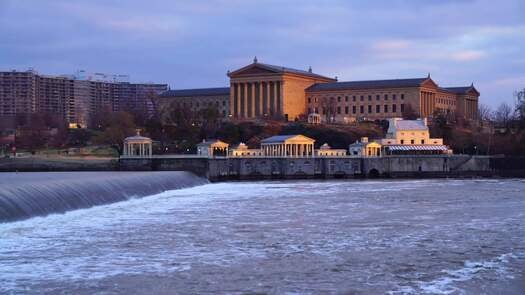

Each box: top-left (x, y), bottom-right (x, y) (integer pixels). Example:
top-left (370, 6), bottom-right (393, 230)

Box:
top-left (123, 130), bottom-right (152, 157)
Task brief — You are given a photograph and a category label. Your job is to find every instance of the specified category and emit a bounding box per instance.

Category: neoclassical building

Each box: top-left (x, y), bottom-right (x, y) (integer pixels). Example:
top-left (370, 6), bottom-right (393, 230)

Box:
top-left (156, 58), bottom-right (479, 123)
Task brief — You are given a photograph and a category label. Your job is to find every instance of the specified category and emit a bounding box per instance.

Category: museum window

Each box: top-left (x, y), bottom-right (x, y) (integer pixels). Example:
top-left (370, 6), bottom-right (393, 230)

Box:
top-left (400, 104), bottom-right (405, 112)
top-left (384, 94), bottom-right (388, 101)
top-left (384, 104), bottom-right (388, 112)
top-left (376, 94), bottom-right (380, 101)
top-left (337, 96), bottom-right (341, 102)
top-left (421, 139), bottom-right (425, 144)
top-left (352, 106), bottom-right (356, 114)
top-left (368, 105), bottom-right (372, 113)
top-left (368, 95), bottom-right (372, 101)
top-left (401, 139), bottom-right (404, 144)
top-left (392, 104), bottom-right (397, 112)
top-left (337, 106), bottom-right (341, 114)
top-left (223, 100), bottom-right (226, 106)
top-left (411, 139), bottom-right (415, 144)
top-left (401, 94), bottom-right (405, 100)
top-left (308, 97), bottom-right (311, 103)
top-left (376, 105), bottom-right (380, 113)
top-left (393, 94), bottom-right (397, 100)
top-left (353, 96), bottom-right (356, 102)
top-left (360, 95), bottom-right (364, 102)
top-left (360, 105), bottom-right (364, 113)
top-left (345, 96), bottom-right (349, 102)
top-left (322, 107), bottom-right (326, 114)
top-left (308, 108), bottom-right (311, 114)
top-left (345, 106), bottom-right (349, 114)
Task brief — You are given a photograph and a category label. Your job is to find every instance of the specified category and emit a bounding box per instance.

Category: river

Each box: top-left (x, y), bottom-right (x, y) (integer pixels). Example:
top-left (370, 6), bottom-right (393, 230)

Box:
top-left (1, 176), bottom-right (524, 294)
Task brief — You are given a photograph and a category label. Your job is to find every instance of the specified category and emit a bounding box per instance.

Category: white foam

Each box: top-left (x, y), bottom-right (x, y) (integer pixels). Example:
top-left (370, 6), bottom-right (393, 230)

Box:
top-left (416, 252), bottom-right (522, 294)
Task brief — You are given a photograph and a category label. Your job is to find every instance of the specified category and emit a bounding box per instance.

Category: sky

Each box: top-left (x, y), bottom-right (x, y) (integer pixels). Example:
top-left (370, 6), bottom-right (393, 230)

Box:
top-left (1, 0), bottom-right (524, 109)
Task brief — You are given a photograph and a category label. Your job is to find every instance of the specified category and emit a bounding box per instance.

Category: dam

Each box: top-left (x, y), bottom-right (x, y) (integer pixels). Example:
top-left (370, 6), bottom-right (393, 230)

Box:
top-left (119, 154), bottom-right (495, 181)
top-left (0, 171), bottom-right (208, 223)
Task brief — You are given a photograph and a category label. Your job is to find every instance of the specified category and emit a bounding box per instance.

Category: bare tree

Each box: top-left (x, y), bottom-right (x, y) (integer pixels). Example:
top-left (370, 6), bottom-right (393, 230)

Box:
top-left (494, 102), bottom-right (514, 128)
top-left (478, 103), bottom-right (493, 122)
top-left (515, 88), bottom-right (525, 122)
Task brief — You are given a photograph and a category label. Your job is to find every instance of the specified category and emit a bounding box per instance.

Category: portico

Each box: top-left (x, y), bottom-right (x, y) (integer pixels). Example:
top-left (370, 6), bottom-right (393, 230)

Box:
top-left (260, 135), bottom-right (315, 157)
top-left (227, 57), bottom-right (336, 121)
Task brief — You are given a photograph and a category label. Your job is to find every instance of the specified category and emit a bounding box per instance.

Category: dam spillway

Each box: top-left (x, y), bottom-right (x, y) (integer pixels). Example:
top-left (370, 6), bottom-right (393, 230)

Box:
top-left (0, 171), bottom-right (208, 223)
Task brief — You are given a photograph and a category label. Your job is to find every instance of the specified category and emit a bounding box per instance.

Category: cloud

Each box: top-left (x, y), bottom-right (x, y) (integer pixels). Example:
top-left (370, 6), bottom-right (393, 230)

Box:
top-left (450, 50), bottom-right (487, 61)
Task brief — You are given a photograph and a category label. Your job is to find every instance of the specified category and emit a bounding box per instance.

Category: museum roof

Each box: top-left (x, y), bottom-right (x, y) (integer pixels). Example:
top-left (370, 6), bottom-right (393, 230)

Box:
top-left (440, 86), bottom-right (479, 95)
top-left (160, 87), bottom-right (230, 97)
top-left (306, 77), bottom-right (429, 92)
top-left (256, 63), bottom-right (336, 80)
top-left (394, 119), bottom-right (428, 131)
top-left (260, 134), bottom-right (315, 144)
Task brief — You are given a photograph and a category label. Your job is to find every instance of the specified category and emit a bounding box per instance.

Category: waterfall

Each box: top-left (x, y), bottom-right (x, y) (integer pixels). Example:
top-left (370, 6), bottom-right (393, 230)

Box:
top-left (0, 171), bottom-right (208, 223)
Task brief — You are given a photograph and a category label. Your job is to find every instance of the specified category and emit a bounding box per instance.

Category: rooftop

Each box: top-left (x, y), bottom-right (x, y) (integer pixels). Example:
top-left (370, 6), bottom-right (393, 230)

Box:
top-left (393, 119), bottom-right (428, 131)
top-left (160, 87), bottom-right (230, 97)
top-left (260, 134), bottom-right (315, 144)
top-left (306, 77), bottom-right (429, 92)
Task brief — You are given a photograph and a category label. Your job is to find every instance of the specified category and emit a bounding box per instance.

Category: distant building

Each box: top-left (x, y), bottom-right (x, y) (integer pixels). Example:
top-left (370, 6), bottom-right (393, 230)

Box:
top-left (196, 139), bottom-right (229, 158)
top-left (260, 135), bottom-right (316, 157)
top-left (156, 58), bottom-right (479, 123)
top-left (229, 143), bottom-right (263, 157)
top-left (306, 76), bottom-right (479, 123)
top-left (348, 137), bottom-right (382, 157)
top-left (315, 143), bottom-right (347, 157)
top-left (379, 118), bottom-right (452, 155)
top-left (0, 69), bottom-right (167, 129)
top-left (156, 87), bottom-right (230, 120)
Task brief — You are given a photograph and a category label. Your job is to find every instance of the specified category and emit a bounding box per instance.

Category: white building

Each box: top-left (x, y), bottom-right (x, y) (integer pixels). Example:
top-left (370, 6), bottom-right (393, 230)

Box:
top-left (316, 143), bottom-right (347, 157)
top-left (380, 118), bottom-right (451, 155)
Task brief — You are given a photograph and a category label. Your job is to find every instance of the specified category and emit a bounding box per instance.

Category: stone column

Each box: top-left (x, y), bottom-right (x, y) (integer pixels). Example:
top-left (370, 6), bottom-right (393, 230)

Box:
top-left (235, 83), bottom-right (240, 117)
top-left (243, 83), bottom-right (248, 118)
top-left (266, 82), bottom-right (271, 117)
top-left (274, 81), bottom-right (279, 117)
top-left (230, 83), bottom-right (235, 118)
top-left (279, 80), bottom-right (284, 119)
top-left (251, 82), bottom-right (256, 118)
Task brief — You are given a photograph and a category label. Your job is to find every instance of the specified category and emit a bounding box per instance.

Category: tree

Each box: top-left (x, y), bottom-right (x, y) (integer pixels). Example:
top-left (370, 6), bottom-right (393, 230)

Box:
top-left (320, 97), bottom-right (337, 123)
top-left (93, 111), bottom-right (136, 153)
top-left (494, 102), bottom-right (514, 128)
top-left (478, 103), bottom-right (493, 122)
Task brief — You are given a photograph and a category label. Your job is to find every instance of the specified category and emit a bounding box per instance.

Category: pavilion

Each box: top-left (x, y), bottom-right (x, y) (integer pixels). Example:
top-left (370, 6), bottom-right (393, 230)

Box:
top-left (260, 135), bottom-right (315, 157)
top-left (123, 130), bottom-right (153, 157)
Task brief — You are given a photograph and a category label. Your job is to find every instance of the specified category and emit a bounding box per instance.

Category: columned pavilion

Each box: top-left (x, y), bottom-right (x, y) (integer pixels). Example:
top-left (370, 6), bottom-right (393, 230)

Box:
top-left (260, 135), bottom-right (315, 157)
top-left (123, 130), bottom-right (152, 157)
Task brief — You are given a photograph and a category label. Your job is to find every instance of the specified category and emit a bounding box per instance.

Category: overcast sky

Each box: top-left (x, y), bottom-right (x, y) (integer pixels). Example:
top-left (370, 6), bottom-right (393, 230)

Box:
top-left (1, 0), bottom-right (524, 108)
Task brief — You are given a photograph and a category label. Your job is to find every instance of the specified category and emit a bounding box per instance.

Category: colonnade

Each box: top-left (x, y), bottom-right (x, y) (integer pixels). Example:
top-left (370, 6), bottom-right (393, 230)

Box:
top-left (420, 91), bottom-right (436, 117)
top-left (261, 143), bottom-right (314, 157)
top-left (123, 141), bottom-right (152, 157)
top-left (230, 81), bottom-right (282, 119)
top-left (464, 98), bottom-right (478, 120)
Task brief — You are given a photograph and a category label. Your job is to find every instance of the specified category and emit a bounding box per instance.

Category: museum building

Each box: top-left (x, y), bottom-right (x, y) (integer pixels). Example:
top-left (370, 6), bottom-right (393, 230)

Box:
top-left (157, 58), bottom-right (479, 123)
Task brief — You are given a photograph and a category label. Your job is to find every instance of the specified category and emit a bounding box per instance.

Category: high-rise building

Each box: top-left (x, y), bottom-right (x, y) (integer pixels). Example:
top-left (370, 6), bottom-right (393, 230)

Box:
top-left (0, 69), bottom-right (168, 129)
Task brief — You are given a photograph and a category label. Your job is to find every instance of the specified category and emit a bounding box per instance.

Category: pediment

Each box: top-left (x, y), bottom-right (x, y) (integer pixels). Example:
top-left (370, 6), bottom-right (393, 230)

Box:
top-left (228, 64), bottom-right (282, 78)
top-left (421, 78), bottom-right (439, 89)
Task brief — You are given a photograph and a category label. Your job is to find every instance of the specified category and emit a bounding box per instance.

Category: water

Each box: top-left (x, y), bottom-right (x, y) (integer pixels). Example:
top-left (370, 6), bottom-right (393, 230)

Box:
top-left (1, 177), bottom-right (525, 294)
top-left (0, 171), bottom-right (207, 222)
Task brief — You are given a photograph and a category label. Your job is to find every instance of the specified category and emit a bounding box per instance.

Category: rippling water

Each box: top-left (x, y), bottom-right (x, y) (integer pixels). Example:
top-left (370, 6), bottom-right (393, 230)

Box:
top-left (1, 178), bottom-right (525, 294)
